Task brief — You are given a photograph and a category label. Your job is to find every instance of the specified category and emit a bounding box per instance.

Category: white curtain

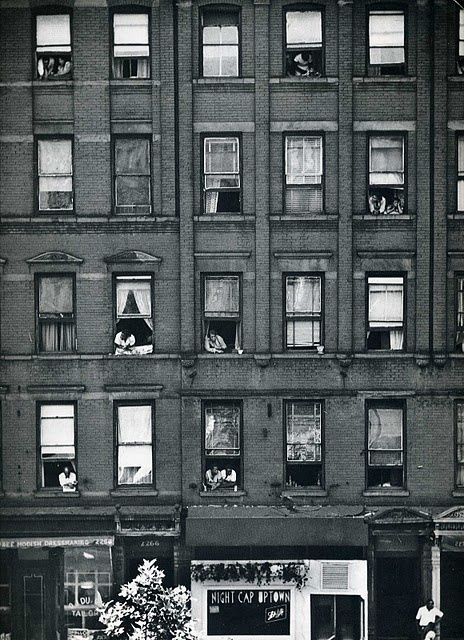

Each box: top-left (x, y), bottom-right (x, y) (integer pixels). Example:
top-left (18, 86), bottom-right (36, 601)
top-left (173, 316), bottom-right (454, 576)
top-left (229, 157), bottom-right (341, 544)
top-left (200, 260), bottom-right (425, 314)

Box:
top-left (370, 137), bottom-right (404, 185)
top-left (41, 405), bottom-right (74, 456)
top-left (118, 405), bottom-right (152, 443)
top-left (205, 277), bottom-right (239, 314)
top-left (117, 280), bottom-right (152, 329)
top-left (390, 329), bottom-right (404, 350)
top-left (286, 276), bottom-right (321, 314)
top-left (369, 284), bottom-right (403, 324)
top-left (286, 10), bottom-right (322, 45)
top-left (133, 287), bottom-right (153, 330)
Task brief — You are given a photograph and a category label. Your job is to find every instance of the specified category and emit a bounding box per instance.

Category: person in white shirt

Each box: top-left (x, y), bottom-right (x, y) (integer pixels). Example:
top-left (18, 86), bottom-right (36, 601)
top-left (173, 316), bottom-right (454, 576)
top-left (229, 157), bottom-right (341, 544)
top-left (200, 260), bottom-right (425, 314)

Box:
top-left (205, 466), bottom-right (223, 490)
top-left (59, 465), bottom-right (77, 492)
top-left (114, 330), bottom-right (136, 355)
top-left (416, 600), bottom-right (443, 640)
top-left (221, 467), bottom-right (237, 488)
top-left (204, 328), bottom-right (227, 353)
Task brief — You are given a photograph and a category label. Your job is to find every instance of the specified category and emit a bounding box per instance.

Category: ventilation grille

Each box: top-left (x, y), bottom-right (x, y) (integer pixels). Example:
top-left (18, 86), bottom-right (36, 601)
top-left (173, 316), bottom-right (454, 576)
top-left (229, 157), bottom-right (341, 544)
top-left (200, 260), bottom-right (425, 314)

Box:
top-left (321, 562), bottom-right (349, 590)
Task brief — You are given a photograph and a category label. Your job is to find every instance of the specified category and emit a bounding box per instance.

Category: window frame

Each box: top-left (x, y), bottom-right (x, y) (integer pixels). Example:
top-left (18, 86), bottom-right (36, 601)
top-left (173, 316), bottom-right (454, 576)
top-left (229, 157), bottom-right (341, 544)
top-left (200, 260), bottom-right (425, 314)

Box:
top-left (35, 272), bottom-right (77, 354)
top-left (365, 399), bottom-right (406, 491)
top-left (114, 400), bottom-right (155, 488)
top-left (283, 132), bottom-right (325, 214)
top-left (201, 133), bottom-right (242, 215)
top-left (36, 135), bottom-right (74, 213)
top-left (34, 8), bottom-right (73, 80)
top-left (112, 135), bottom-right (152, 215)
top-left (457, 133), bottom-right (464, 213)
top-left (202, 399), bottom-right (243, 491)
top-left (366, 4), bottom-right (406, 77)
top-left (367, 132), bottom-right (406, 215)
top-left (202, 272), bottom-right (242, 352)
top-left (456, 273), bottom-right (464, 352)
top-left (110, 7), bottom-right (151, 80)
top-left (283, 4), bottom-right (325, 77)
top-left (455, 400), bottom-right (464, 489)
top-left (283, 399), bottom-right (325, 489)
top-left (199, 4), bottom-right (241, 79)
top-left (112, 273), bottom-right (155, 353)
top-left (36, 400), bottom-right (78, 491)
top-left (366, 272), bottom-right (406, 352)
top-left (457, 8), bottom-right (464, 75)
top-left (283, 273), bottom-right (324, 351)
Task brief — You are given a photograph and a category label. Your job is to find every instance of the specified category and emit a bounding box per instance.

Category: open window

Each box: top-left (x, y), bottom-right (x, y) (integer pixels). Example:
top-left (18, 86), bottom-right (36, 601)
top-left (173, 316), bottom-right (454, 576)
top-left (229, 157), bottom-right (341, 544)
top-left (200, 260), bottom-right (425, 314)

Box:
top-left (458, 135), bottom-right (464, 212)
top-left (367, 275), bottom-right (404, 350)
top-left (203, 137), bottom-right (240, 214)
top-left (285, 400), bottom-right (323, 488)
top-left (203, 401), bottom-right (241, 490)
top-left (456, 402), bottom-right (464, 488)
top-left (368, 8), bottom-right (405, 76)
top-left (285, 274), bottom-right (322, 349)
top-left (285, 135), bottom-right (323, 213)
top-left (37, 274), bottom-right (76, 352)
top-left (457, 9), bottom-right (464, 75)
top-left (203, 275), bottom-right (241, 352)
top-left (114, 137), bottom-right (151, 214)
top-left (112, 12), bottom-right (150, 79)
top-left (367, 401), bottom-right (404, 489)
top-left (311, 595), bottom-right (363, 640)
top-left (38, 138), bottom-right (73, 211)
top-left (201, 5), bottom-right (239, 77)
top-left (114, 275), bottom-right (153, 354)
top-left (285, 7), bottom-right (323, 77)
top-left (368, 135), bottom-right (405, 214)
top-left (36, 14), bottom-right (72, 79)
top-left (116, 403), bottom-right (154, 486)
top-left (39, 403), bottom-right (76, 489)
top-left (456, 275), bottom-right (464, 352)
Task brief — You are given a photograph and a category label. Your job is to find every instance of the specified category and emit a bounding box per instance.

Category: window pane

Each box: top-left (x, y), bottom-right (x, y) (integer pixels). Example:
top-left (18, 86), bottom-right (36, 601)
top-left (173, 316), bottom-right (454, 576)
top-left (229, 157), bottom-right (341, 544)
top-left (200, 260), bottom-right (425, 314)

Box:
top-left (286, 11), bottom-right (322, 46)
top-left (370, 47), bottom-right (405, 65)
top-left (116, 278), bottom-right (152, 317)
top-left (205, 277), bottom-right (239, 314)
top-left (368, 407), bottom-right (403, 450)
top-left (114, 45), bottom-right (149, 58)
top-left (38, 139), bottom-right (72, 175)
top-left (287, 319), bottom-right (320, 347)
top-left (115, 139), bottom-right (150, 174)
top-left (39, 276), bottom-right (73, 314)
top-left (114, 14), bottom-right (149, 45)
top-left (205, 403), bottom-right (240, 455)
top-left (40, 405), bottom-right (74, 447)
top-left (118, 405), bottom-right (152, 444)
top-left (369, 283), bottom-right (403, 324)
top-left (204, 138), bottom-right (239, 174)
top-left (116, 176), bottom-right (150, 206)
top-left (370, 137), bottom-right (403, 174)
top-left (286, 276), bottom-right (321, 313)
top-left (287, 402), bottom-right (322, 461)
top-left (369, 12), bottom-right (404, 47)
top-left (286, 137), bottom-right (322, 181)
top-left (118, 445), bottom-right (152, 484)
top-left (36, 15), bottom-right (71, 47)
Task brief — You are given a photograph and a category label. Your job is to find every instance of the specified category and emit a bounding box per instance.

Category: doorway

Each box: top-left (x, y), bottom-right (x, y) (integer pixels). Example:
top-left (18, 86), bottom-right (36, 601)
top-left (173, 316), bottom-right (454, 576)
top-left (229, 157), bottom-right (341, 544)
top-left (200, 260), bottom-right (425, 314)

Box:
top-left (375, 557), bottom-right (420, 640)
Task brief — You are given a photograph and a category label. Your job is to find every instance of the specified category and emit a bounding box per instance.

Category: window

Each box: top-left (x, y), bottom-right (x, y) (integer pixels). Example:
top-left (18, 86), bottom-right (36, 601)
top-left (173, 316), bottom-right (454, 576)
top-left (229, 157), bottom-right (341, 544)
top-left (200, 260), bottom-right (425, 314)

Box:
top-left (112, 13), bottom-right (150, 78)
top-left (114, 275), bottom-right (153, 354)
top-left (458, 135), bottom-right (464, 211)
top-left (456, 276), bottom-right (464, 352)
top-left (368, 135), bottom-right (405, 214)
top-left (203, 401), bottom-right (241, 490)
top-left (368, 9), bottom-right (405, 76)
top-left (367, 276), bottom-right (404, 350)
top-left (203, 275), bottom-right (241, 352)
top-left (458, 9), bottom-right (464, 74)
top-left (36, 14), bottom-right (72, 79)
top-left (285, 8), bottom-right (323, 77)
top-left (285, 400), bottom-right (323, 488)
top-left (201, 6), bottom-right (239, 77)
top-left (116, 403), bottom-right (154, 485)
top-left (37, 275), bottom-right (76, 352)
top-left (457, 402), bottom-right (464, 487)
top-left (203, 137), bottom-right (240, 213)
top-left (0, 561), bottom-right (11, 640)
top-left (285, 135), bottom-right (323, 213)
top-left (114, 137), bottom-right (151, 214)
top-left (311, 596), bottom-right (362, 640)
top-left (38, 138), bottom-right (73, 211)
top-left (366, 402), bottom-right (404, 489)
top-left (285, 275), bottom-right (322, 349)
top-left (39, 403), bottom-right (76, 489)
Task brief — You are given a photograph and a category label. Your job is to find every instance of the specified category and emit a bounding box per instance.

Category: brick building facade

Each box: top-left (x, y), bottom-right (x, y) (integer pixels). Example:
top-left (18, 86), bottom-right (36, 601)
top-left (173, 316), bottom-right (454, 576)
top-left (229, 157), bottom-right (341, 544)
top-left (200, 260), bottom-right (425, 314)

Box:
top-left (0, 1), bottom-right (463, 639)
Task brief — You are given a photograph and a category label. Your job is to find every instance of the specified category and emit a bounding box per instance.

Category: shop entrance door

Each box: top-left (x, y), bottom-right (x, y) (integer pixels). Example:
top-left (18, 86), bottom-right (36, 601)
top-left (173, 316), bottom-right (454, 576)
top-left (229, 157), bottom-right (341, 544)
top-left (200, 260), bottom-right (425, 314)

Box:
top-left (311, 595), bottom-right (363, 640)
top-left (375, 557), bottom-right (420, 640)
top-left (16, 564), bottom-right (53, 640)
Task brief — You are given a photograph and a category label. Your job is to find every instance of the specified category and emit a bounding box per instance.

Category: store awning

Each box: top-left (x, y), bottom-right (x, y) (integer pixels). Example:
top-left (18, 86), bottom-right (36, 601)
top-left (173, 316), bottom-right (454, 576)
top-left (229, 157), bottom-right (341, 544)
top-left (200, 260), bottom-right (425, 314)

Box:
top-left (186, 505), bottom-right (368, 547)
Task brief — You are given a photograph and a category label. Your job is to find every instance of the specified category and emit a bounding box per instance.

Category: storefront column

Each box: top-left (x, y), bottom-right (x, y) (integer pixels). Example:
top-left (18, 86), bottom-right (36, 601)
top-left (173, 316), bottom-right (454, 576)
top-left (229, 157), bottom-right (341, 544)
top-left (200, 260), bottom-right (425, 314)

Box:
top-left (367, 539), bottom-right (376, 640)
top-left (431, 543), bottom-right (440, 607)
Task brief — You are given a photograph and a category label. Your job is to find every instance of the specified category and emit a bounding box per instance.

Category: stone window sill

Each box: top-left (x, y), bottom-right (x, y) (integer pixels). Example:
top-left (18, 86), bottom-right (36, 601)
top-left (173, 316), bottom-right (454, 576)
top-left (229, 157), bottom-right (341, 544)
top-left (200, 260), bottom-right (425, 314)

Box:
top-left (363, 489), bottom-right (410, 497)
top-left (281, 489), bottom-right (327, 497)
top-left (110, 488), bottom-right (159, 497)
top-left (34, 490), bottom-right (80, 498)
top-left (199, 490), bottom-right (246, 498)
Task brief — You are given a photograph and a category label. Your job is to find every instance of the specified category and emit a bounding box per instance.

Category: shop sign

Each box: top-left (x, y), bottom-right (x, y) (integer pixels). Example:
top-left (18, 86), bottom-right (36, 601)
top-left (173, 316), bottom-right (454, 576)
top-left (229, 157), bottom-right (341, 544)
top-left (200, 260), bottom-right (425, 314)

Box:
top-left (441, 536), bottom-right (464, 552)
top-left (0, 536), bottom-right (114, 549)
top-left (207, 589), bottom-right (290, 636)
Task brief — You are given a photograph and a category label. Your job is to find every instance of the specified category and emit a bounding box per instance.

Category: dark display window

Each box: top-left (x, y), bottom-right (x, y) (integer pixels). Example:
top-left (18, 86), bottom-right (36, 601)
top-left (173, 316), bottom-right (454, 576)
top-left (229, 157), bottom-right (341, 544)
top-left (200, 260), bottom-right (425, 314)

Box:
top-left (311, 595), bottom-right (362, 640)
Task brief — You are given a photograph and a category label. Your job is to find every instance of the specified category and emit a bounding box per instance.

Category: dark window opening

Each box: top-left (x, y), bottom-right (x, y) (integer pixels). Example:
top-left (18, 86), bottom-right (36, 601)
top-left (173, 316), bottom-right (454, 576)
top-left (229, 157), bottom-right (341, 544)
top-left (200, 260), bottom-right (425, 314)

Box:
top-left (368, 135), bottom-right (405, 215)
top-left (368, 10), bottom-right (405, 76)
top-left (285, 9), bottom-right (323, 77)
top-left (457, 9), bottom-right (464, 75)
top-left (311, 595), bottom-right (362, 640)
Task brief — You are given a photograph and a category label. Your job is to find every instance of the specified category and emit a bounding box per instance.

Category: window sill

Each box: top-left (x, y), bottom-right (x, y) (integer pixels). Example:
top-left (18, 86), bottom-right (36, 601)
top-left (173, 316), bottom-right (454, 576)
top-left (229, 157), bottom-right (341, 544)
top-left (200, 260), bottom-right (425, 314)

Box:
top-left (452, 489), bottom-right (464, 497)
top-left (197, 352), bottom-right (249, 359)
top-left (269, 76), bottom-right (338, 85)
top-left (447, 212), bottom-right (464, 220)
top-left (353, 76), bottom-right (416, 84)
top-left (270, 214), bottom-right (338, 221)
top-left (110, 488), bottom-right (159, 497)
top-left (363, 489), bottom-right (409, 497)
top-left (281, 488), bottom-right (327, 497)
top-left (199, 490), bottom-right (246, 498)
top-left (33, 79), bottom-right (73, 87)
top-left (34, 490), bottom-right (80, 498)
top-left (193, 77), bottom-right (255, 85)
top-left (109, 79), bottom-right (156, 87)
top-left (448, 75), bottom-right (464, 82)
top-left (194, 215), bottom-right (254, 222)
top-left (352, 214), bottom-right (414, 221)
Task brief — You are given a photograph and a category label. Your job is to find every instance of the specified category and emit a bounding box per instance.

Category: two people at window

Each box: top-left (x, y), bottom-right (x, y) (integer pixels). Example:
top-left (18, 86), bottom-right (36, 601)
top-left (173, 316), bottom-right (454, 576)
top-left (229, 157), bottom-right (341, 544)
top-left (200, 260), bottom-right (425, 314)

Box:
top-left (37, 56), bottom-right (72, 79)
top-left (205, 465), bottom-right (237, 491)
top-left (368, 193), bottom-right (404, 215)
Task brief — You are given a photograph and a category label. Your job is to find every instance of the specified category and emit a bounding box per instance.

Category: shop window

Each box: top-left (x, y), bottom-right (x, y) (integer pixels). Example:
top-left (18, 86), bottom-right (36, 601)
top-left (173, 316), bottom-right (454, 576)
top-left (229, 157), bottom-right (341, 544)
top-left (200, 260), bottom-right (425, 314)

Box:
top-left (38, 138), bottom-right (73, 211)
top-left (285, 274), bottom-right (322, 349)
top-left (285, 135), bottom-right (323, 214)
top-left (201, 6), bottom-right (239, 77)
top-left (367, 276), bottom-right (404, 350)
top-left (114, 137), bottom-right (151, 214)
top-left (456, 402), bottom-right (464, 487)
top-left (368, 8), bottom-right (405, 76)
top-left (116, 403), bottom-right (154, 485)
top-left (311, 595), bottom-right (362, 640)
top-left (458, 9), bottom-right (464, 75)
top-left (114, 275), bottom-right (153, 354)
top-left (458, 135), bottom-right (464, 211)
top-left (39, 403), bottom-right (76, 490)
top-left (112, 12), bottom-right (150, 79)
top-left (203, 275), bottom-right (241, 352)
top-left (368, 135), bottom-right (405, 214)
top-left (0, 561), bottom-right (11, 640)
top-left (367, 402), bottom-right (404, 489)
top-left (64, 547), bottom-right (112, 635)
top-left (203, 401), bottom-right (241, 490)
top-left (203, 137), bottom-right (240, 214)
top-left (285, 8), bottom-right (323, 77)
top-left (285, 400), bottom-right (323, 488)
top-left (37, 274), bottom-right (76, 353)
top-left (456, 276), bottom-right (464, 352)
top-left (36, 14), bottom-right (72, 79)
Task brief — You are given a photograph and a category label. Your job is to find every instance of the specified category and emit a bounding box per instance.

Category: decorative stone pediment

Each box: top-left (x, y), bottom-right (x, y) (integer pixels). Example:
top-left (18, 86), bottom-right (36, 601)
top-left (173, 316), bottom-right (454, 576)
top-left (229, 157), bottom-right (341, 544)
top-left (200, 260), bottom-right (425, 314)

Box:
top-left (104, 250), bottom-right (162, 265)
top-left (26, 251), bottom-right (83, 264)
top-left (368, 507), bottom-right (432, 525)
top-left (435, 506), bottom-right (464, 522)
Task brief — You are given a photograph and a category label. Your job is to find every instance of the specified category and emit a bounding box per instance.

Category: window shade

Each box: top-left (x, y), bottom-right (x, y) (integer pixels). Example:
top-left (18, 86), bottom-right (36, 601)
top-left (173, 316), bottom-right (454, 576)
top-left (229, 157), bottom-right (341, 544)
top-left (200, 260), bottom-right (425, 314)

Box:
top-left (39, 277), bottom-right (73, 314)
top-left (40, 405), bottom-right (74, 447)
top-left (286, 11), bottom-right (322, 46)
top-left (39, 140), bottom-right (72, 175)
top-left (204, 138), bottom-right (239, 174)
top-left (368, 282), bottom-right (403, 325)
top-left (118, 405), bottom-right (152, 443)
top-left (205, 277), bottom-right (239, 314)
top-left (286, 276), bottom-right (321, 313)
top-left (36, 15), bottom-right (71, 49)
top-left (368, 408), bottom-right (403, 451)
top-left (369, 12), bottom-right (404, 47)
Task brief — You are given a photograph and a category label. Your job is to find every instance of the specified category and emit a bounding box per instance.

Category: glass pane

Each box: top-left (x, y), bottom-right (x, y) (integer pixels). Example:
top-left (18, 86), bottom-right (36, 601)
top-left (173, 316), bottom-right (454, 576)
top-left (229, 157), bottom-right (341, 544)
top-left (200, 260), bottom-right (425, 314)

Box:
top-left (203, 47), bottom-right (221, 76)
top-left (286, 276), bottom-right (321, 313)
top-left (39, 177), bottom-right (73, 209)
top-left (368, 407), bottom-right (403, 450)
top-left (458, 181), bottom-right (464, 212)
top-left (286, 11), bottom-right (322, 46)
top-left (115, 138), bottom-right (150, 174)
top-left (311, 595), bottom-right (335, 640)
top-left (287, 401), bottom-right (322, 461)
top-left (36, 15), bottom-right (70, 47)
top-left (370, 137), bottom-right (403, 173)
top-left (38, 139), bottom-right (72, 175)
top-left (118, 445), bottom-right (152, 484)
top-left (114, 14), bottom-right (149, 45)
top-left (221, 26), bottom-right (239, 45)
top-left (287, 319), bottom-right (320, 347)
top-left (220, 46), bottom-right (239, 76)
top-left (370, 47), bottom-right (405, 65)
top-left (39, 276), bottom-right (73, 313)
top-left (369, 450), bottom-right (403, 466)
top-left (369, 283), bottom-right (403, 323)
top-left (202, 8), bottom-right (238, 28)
top-left (118, 405), bottom-right (152, 443)
top-left (203, 26), bottom-right (221, 45)
top-left (116, 176), bottom-right (150, 206)
top-left (286, 137), bottom-right (322, 180)
top-left (204, 138), bottom-right (239, 174)
top-left (205, 277), bottom-right (239, 313)
top-left (41, 404), bottom-right (74, 447)
top-left (369, 12), bottom-right (404, 47)
top-left (205, 175), bottom-right (240, 189)
top-left (116, 278), bottom-right (152, 317)
top-left (205, 403), bottom-right (240, 454)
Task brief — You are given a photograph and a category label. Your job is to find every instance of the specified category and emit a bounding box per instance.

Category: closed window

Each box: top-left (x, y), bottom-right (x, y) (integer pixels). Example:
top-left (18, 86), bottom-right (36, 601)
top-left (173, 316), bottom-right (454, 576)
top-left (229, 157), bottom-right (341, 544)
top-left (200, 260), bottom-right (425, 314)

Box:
top-left (114, 137), bottom-right (151, 214)
top-left (36, 14), bottom-right (72, 79)
top-left (311, 596), bottom-right (362, 640)
top-left (458, 135), bottom-right (464, 212)
top-left (114, 275), bottom-right (153, 354)
top-left (203, 401), bottom-right (241, 490)
top-left (458, 9), bottom-right (464, 75)
top-left (38, 138), bottom-right (73, 211)
top-left (367, 402), bottom-right (404, 489)
top-left (367, 276), bottom-right (404, 350)
top-left (203, 137), bottom-right (240, 213)
top-left (285, 275), bottom-right (322, 349)
top-left (368, 135), bottom-right (405, 214)
top-left (37, 275), bottom-right (76, 352)
top-left (201, 6), bottom-right (239, 77)
top-left (285, 400), bottom-right (323, 488)
top-left (116, 403), bottom-right (154, 485)
top-left (457, 402), bottom-right (464, 487)
top-left (368, 9), bottom-right (405, 76)
top-left (203, 275), bottom-right (241, 352)
top-left (285, 135), bottom-right (323, 213)
top-left (456, 275), bottom-right (464, 352)
top-left (112, 13), bottom-right (150, 78)
top-left (285, 8), bottom-right (323, 77)
top-left (39, 403), bottom-right (76, 489)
